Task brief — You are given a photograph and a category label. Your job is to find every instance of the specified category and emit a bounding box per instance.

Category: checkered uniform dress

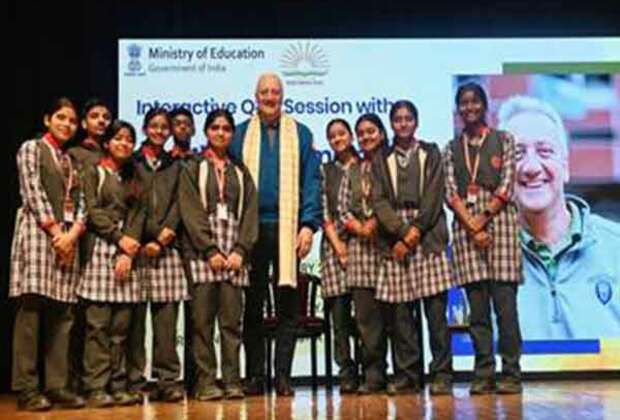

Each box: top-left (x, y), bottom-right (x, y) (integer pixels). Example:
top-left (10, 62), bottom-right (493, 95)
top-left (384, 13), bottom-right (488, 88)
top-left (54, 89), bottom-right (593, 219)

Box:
top-left (410, 244), bottom-right (453, 300)
top-left (375, 209), bottom-right (418, 303)
top-left (77, 231), bottom-right (141, 302)
top-left (10, 140), bottom-right (83, 303)
top-left (346, 163), bottom-right (381, 289)
top-left (443, 136), bottom-right (522, 286)
top-left (189, 210), bottom-right (249, 288)
top-left (320, 166), bottom-right (350, 298)
top-left (138, 246), bottom-right (190, 302)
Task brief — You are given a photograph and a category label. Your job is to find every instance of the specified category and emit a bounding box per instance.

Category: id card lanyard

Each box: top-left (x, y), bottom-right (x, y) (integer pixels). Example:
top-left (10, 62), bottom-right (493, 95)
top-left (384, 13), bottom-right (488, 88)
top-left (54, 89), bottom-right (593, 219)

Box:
top-left (462, 129), bottom-right (488, 205)
top-left (214, 163), bottom-right (228, 221)
top-left (43, 137), bottom-right (76, 227)
top-left (361, 159), bottom-right (373, 218)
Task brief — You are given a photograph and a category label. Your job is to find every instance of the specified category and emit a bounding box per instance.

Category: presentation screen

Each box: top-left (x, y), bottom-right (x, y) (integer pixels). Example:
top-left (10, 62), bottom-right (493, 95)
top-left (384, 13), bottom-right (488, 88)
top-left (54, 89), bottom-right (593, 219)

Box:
top-left (119, 38), bottom-right (620, 374)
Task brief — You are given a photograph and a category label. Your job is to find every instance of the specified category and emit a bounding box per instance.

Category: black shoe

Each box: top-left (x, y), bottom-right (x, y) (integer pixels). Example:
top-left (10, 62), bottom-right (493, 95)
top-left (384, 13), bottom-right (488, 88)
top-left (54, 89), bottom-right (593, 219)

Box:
top-left (429, 378), bottom-right (453, 396)
top-left (195, 385), bottom-right (224, 401)
top-left (275, 377), bottom-right (295, 397)
top-left (87, 390), bottom-right (115, 408)
top-left (128, 390), bottom-right (144, 404)
top-left (127, 379), bottom-right (148, 393)
top-left (386, 381), bottom-right (420, 395)
top-left (146, 387), bottom-right (162, 401)
top-left (243, 377), bottom-right (265, 396)
top-left (357, 382), bottom-right (387, 395)
top-left (469, 379), bottom-right (496, 395)
top-left (112, 390), bottom-right (139, 406)
top-left (224, 385), bottom-right (245, 399)
top-left (160, 387), bottom-right (184, 402)
top-left (496, 378), bottom-right (523, 394)
top-left (339, 379), bottom-right (359, 394)
top-left (17, 391), bottom-right (51, 412)
top-left (47, 388), bottom-right (85, 409)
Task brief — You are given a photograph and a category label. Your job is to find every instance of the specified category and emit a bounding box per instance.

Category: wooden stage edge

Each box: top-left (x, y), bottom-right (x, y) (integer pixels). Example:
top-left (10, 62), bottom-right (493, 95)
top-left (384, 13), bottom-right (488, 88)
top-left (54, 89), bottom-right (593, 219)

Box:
top-left (1, 380), bottom-right (619, 419)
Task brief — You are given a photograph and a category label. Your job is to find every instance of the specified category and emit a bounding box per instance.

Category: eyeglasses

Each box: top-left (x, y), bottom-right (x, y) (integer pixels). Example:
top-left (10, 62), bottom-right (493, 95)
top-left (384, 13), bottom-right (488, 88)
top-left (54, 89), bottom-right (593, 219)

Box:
top-left (173, 120), bottom-right (193, 128)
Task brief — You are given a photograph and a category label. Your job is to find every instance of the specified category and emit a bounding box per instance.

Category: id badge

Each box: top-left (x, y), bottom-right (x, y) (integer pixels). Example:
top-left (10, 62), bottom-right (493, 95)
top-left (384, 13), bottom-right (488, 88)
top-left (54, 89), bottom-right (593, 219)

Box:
top-left (466, 184), bottom-right (479, 206)
top-left (63, 198), bottom-right (75, 224)
top-left (217, 203), bottom-right (228, 221)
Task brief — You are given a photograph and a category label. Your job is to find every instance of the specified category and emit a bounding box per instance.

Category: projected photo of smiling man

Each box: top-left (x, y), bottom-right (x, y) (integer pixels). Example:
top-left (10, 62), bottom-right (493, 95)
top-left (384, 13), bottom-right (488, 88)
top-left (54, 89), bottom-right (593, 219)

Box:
top-left (498, 95), bottom-right (620, 340)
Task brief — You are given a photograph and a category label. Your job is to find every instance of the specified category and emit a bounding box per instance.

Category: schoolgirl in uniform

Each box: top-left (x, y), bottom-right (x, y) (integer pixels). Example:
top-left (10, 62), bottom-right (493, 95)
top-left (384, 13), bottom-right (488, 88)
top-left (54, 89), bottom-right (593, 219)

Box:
top-left (10, 97), bottom-right (86, 411)
top-left (443, 82), bottom-right (522, 394)
top-left (320, 118), bottom-right (359, 393)
top-left (131, 108), bottom-right (189, 402)
top-left (179, 109), bottom-right (258, 400)
top-left (346, 113), bottom-right (388, 394)
top-left (372, 100), bottom-right (454, 395)
top-left (77, 120), bottom-right (145, 407)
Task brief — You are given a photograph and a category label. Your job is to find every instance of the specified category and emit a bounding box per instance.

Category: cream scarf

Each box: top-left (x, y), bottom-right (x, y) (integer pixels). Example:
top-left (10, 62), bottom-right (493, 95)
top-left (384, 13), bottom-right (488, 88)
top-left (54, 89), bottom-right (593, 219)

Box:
top-left (242, 113), bottom-right (299, 288)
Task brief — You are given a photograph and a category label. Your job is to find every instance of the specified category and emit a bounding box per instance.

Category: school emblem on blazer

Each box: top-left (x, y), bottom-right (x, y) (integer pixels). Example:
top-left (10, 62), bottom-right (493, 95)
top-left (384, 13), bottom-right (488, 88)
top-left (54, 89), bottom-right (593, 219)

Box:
top-left (490, 155), bottom-right (502, 170)
top-left (593, 275), bottom-right (614, 305)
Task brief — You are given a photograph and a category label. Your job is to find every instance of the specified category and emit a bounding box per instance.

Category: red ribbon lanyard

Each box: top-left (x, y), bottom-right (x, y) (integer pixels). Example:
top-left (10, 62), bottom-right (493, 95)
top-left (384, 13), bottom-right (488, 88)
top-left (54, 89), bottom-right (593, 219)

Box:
top-left (462, 128), bottom-right (489, 185)
top-left (204, 149), bottom-right (228, 202)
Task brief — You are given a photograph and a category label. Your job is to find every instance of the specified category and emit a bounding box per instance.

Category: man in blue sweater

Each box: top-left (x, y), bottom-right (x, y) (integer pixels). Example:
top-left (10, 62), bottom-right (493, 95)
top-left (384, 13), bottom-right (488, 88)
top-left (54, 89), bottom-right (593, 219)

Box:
top-left (230, 72), bottom-right (321, 396)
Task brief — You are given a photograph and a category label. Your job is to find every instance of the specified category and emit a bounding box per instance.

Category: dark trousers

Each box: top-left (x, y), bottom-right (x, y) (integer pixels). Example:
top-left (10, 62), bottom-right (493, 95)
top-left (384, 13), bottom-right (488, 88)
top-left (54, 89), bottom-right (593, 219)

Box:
top-left (12, 295), bottom-right (74, 393)
top-left (381, 301), bottom-right (420, 386)
top-left (465, 281), bottom-right (522, 381)
top-left (326, 295), bottom-right (357, 382)
top-left (423, 291), bottom-right (453, 382)
top-left (192, 282), bottom-right (243, 389)
top-left (352, 288), bottom-right (387, 387)
top-left (126, 302), bottom-right (181, 390)
top-left (183, 301), bottom-right (194, 391)
top-left (151, 302), bottom-right (182, 389)
top-left (68, 302), bottom-right (85, 393)
top-left (181, 258), bottom-right (195, 392)
top-left (126, 303), bottom-right (147, 391)
top-left (244, 222), bottom-right (300, 380)
top-left (82, 302), bottom-right (131, 392)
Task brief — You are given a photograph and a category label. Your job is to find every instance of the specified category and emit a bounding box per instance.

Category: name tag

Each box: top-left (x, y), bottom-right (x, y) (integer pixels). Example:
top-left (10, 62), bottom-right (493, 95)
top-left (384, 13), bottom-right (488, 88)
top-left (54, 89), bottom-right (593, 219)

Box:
top-left (63, 199), bottom-right (75, 224)
top-left (466, 184), bottom-right (479, 206)
top-left (217, 203), bottom-right (228, 221)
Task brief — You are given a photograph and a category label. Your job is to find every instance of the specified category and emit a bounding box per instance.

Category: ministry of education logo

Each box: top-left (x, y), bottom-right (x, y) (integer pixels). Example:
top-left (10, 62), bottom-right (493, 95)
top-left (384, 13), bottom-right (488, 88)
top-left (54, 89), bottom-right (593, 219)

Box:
top-left (125, 43), bottom-right (146, 76)
top-left (279, 42), bottom-right (329, 86)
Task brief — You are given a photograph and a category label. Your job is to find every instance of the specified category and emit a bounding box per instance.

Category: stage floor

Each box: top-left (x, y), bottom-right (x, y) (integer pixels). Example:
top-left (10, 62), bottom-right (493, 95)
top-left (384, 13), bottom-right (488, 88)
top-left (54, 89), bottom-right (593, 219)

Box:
top-left (1, 380), bottom-right (619, 419)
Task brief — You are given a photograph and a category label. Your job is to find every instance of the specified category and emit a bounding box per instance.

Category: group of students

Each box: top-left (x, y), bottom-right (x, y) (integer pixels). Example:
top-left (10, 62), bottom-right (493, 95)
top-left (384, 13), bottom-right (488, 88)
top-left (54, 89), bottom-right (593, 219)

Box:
top-left (9, 80), bottom-right (523, 412)
top-left (10, 99), bottom-right (257, 411)
top-left (320, 84), bottom-right (522, 400)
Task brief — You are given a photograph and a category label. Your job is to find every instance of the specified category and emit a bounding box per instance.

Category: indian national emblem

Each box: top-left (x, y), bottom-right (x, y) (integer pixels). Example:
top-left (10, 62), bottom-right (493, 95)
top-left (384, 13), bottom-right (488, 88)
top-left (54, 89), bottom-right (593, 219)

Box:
top-left (127, 44), bottom-right (142, 73)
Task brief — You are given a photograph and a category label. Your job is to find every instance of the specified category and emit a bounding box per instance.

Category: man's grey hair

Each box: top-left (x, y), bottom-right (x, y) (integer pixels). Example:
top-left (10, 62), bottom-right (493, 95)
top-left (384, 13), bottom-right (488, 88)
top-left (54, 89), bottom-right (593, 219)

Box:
top-left (497, 95), bottom-right (568, 156)
top-left (255, 72), bottom-right (284, 95)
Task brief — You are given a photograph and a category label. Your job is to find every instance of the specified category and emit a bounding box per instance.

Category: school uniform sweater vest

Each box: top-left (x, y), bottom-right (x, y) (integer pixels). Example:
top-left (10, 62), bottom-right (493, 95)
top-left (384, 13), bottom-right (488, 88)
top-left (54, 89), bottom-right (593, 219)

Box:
top-left (375, 144), bottom-right (449, 255)
top-left (322, 162), bottom-right (345, 221)
top-left (134, 150), bottom-right (181, 242)
top-left (395, 150), bottom-right (422, 209)
top-left (450, 129), bottom-right (504, 197)
top-left (38, 141), bottom-right (80, 223)
top-left (346, 163), bottom-right (370, 220)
